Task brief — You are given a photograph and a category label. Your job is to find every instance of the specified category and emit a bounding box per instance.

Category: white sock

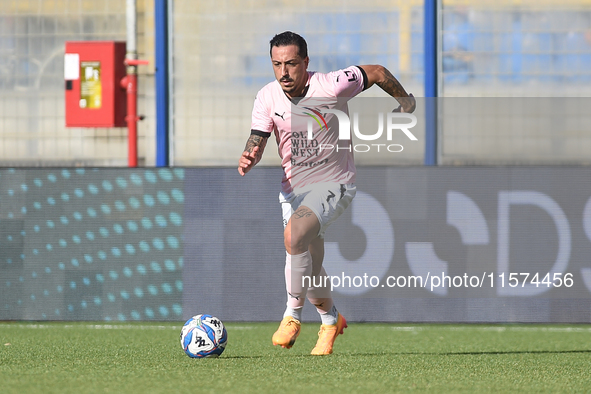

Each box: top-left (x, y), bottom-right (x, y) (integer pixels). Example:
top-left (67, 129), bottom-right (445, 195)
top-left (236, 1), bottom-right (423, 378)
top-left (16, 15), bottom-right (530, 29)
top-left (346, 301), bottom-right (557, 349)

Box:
top-left (283, 307), bottom-right (302, 322)
top-left (285, 251), bottom-right (312, 309)
top-left (320, 305), bottom-right (338, 325)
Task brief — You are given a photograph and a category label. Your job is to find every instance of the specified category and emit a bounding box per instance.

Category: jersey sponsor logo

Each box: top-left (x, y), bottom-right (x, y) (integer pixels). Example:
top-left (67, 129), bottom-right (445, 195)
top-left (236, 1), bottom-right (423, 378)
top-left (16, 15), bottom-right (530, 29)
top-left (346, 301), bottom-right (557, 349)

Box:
top-left (274, 111), bottom-right (286, 121)
top-left (290, 158), bottom-right (328, 167)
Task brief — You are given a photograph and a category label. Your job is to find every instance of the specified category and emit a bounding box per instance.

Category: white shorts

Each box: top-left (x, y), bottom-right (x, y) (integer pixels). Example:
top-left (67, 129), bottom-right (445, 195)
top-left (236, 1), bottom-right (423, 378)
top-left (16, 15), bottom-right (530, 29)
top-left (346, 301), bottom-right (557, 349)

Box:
top-left (279, 183), bottom-right (356, 238)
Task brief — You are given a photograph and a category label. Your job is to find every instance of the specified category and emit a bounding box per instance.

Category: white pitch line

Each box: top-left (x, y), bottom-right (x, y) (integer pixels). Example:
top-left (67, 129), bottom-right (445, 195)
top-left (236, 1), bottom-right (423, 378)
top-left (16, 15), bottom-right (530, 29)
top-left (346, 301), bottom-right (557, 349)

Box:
top-left (389, 326), bottom-right (591, 333)
top-left (0, 324), bottom-right (181, 330)
top-left (0, 323), bottom-right (254, 331)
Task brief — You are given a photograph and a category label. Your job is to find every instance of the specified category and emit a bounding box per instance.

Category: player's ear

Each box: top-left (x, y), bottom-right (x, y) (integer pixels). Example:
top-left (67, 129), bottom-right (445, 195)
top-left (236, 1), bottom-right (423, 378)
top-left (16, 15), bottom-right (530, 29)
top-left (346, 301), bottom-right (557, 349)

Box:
top-left (304, 56), bottom-right (309, 68)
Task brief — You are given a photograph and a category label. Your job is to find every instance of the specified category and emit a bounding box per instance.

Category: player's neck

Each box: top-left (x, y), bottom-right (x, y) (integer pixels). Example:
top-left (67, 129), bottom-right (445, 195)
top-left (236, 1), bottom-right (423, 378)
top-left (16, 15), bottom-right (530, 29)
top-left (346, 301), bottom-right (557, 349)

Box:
top-left (285, 85), bottom-right (309, 103)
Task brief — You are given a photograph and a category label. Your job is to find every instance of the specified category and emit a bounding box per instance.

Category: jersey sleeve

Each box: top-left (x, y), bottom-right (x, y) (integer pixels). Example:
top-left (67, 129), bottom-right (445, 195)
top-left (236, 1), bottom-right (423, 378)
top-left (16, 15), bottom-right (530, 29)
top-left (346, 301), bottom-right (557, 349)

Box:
top-left (250, 90), bottom-right (273, 137)
top-left (330, 65), bottom-right (367, 98)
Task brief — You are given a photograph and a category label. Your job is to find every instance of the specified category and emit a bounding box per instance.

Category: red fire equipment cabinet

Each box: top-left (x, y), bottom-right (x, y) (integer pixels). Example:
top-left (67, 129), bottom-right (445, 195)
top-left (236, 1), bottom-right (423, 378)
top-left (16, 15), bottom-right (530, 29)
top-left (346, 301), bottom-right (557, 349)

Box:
top-left (65, 41), bottom-right (127, 127)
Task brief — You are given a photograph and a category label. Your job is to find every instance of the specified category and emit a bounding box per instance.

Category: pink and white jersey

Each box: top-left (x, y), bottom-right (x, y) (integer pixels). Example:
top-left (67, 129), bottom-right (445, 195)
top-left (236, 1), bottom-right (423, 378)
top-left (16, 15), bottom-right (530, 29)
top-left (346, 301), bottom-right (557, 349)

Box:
top-left (250, 65), bottom-right (367, 194)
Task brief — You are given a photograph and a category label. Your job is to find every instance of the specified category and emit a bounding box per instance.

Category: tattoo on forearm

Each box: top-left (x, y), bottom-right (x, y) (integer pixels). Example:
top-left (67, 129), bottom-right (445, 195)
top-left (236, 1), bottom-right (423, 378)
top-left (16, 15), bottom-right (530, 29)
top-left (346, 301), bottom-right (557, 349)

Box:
top-left (293, 207), bottom-right (314, 219)
top-left (245, 134), bottom-right (262, 152)
top-left (376, 69), bottom-right (415, 112)
top-left (377, 69), bottom-right (406, 98)
top-left (244, 134), bottom-right (267, 163)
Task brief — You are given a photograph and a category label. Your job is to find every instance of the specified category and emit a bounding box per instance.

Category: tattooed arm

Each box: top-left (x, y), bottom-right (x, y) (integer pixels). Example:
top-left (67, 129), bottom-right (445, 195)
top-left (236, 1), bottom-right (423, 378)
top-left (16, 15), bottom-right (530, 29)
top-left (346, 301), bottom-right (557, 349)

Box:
top-left (238, 133), bottom-right (268, 176)
top-left (358, 65), bottom-right (416, 113)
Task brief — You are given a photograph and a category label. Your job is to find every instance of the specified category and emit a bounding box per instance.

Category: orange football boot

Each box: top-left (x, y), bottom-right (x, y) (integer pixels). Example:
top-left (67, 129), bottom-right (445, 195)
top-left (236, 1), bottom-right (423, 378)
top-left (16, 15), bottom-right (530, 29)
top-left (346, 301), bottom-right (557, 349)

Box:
top-left (272, 316), bottom-right (301, 349)
top-left (310, 313), bottom-right (347, 355)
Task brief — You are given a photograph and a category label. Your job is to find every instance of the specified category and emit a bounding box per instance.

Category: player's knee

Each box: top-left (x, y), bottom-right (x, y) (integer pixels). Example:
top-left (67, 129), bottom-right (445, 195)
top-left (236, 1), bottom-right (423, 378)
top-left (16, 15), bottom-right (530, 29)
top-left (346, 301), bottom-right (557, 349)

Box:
top-left (284, 227), bottom-right (308, 254)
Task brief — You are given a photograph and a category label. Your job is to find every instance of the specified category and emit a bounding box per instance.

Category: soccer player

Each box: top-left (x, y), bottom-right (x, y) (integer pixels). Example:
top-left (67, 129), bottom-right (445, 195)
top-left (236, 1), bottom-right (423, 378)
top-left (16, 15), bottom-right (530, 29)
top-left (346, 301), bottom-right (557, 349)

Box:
top-left (238, 31), bottom-right (415, 355)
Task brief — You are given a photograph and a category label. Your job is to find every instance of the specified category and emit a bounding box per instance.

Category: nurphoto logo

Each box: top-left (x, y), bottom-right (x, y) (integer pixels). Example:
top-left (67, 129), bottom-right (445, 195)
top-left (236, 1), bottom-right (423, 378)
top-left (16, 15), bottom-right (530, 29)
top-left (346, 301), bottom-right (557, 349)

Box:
top-left (304, 108), bottom-right (418, 153)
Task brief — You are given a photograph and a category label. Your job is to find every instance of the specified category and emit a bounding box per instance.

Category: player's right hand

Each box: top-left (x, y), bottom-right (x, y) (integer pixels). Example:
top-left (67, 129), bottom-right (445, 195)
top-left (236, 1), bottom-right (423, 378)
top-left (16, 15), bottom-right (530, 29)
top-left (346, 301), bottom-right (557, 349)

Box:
top-left (238, 146), bottom-right (259, 176)
top-left (393, 93), bottom-right (416, 113)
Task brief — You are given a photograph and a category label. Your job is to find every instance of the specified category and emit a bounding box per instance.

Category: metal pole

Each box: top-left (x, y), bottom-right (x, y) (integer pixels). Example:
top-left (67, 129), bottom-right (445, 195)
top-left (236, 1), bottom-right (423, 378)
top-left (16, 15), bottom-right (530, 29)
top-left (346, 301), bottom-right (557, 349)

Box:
top-left (126, 0), bottom-right (138, 167)
top-left (167, 0), bottom-right (175, 167)
top-left (424, 0), bottom-right (438, 166)
top-left (155, 0), bottom-right (169, 167)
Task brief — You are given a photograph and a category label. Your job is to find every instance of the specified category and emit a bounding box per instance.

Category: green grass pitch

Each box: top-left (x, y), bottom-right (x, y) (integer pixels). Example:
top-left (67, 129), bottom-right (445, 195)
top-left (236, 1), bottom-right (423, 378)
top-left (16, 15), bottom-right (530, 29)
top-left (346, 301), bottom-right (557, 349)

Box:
top-left (1, 321), bottom-right (591, 393)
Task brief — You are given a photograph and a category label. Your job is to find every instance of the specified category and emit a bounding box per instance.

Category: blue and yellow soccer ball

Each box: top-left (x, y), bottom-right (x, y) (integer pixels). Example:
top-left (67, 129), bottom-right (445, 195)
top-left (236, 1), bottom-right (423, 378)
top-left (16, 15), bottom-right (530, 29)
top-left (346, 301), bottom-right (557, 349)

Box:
top-left (180, 314), bottom-right (228, 358)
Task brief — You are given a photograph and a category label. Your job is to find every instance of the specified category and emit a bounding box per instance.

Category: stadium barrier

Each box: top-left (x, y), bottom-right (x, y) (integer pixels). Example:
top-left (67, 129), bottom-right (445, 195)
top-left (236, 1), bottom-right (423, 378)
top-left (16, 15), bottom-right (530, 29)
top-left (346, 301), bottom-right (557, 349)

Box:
top-left (2, 167), bottom-right (591, 323)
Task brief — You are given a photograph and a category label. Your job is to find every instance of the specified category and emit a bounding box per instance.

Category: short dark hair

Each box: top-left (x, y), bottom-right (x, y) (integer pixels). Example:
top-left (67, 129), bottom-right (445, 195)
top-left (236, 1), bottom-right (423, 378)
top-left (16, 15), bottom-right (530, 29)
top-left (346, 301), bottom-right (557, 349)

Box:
top-left (269, 31), bottom-right (308, 59)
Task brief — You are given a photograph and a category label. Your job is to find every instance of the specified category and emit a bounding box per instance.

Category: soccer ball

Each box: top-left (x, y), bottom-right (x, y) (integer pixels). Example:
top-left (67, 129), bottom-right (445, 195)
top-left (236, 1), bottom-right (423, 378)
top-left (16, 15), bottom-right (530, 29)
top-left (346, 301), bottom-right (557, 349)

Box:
top-left (180, 314), bottom-right (228, 358)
